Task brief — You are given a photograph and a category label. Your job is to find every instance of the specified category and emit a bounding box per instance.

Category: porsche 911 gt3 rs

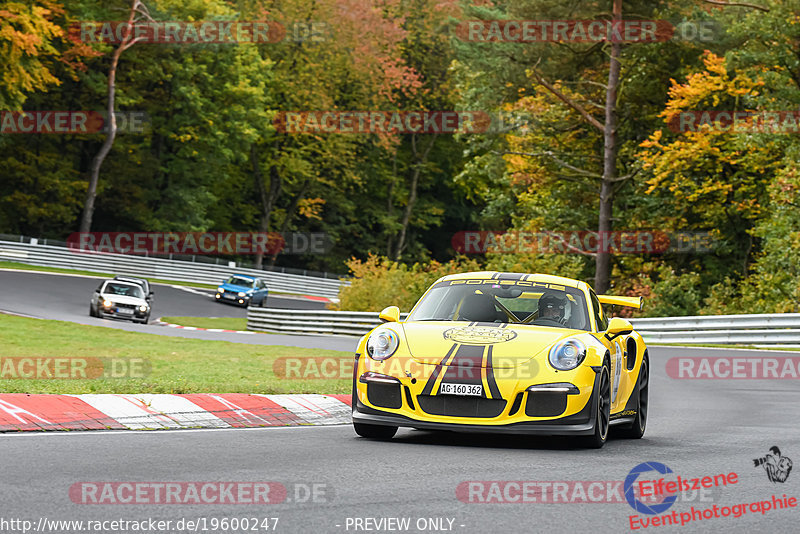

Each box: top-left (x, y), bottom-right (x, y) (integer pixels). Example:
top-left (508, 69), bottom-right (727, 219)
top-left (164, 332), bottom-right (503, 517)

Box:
top-left (351, 272), bottom-right (649, 448)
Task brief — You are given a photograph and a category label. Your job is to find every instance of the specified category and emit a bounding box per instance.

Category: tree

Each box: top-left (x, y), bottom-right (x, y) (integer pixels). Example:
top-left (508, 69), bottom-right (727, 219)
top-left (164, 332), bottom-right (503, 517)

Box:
top-left (79, 0), bottom-right (153, 233)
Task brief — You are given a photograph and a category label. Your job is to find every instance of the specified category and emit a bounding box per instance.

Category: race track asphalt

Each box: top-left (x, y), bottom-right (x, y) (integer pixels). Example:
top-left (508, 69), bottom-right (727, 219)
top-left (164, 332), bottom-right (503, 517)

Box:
top-left (1, 269), bottom-right (799, 533)
top-left (2, 347), bottom-right (799, 533)
top-left (0, 269), bottom-right (356, 351)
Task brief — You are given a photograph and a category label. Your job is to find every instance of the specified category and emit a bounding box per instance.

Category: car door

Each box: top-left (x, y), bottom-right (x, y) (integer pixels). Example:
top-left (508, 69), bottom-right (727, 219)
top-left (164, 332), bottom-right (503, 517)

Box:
top-left (256, 279), bottom-right (268, 304)
top-left (92, 283), bottom-right (103, 307)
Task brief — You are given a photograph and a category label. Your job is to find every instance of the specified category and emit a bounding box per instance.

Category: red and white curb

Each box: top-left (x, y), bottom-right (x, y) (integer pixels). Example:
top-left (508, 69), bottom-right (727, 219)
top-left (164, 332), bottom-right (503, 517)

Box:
top-left (0, 393), bottom-right (351, 432)
top-left (154, 318), bottom-right (256, 334)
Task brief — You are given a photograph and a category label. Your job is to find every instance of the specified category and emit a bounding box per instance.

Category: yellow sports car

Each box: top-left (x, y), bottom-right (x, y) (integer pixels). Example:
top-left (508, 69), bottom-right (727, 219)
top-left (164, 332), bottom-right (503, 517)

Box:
top-left (351, 272), bottom-right (648, 448)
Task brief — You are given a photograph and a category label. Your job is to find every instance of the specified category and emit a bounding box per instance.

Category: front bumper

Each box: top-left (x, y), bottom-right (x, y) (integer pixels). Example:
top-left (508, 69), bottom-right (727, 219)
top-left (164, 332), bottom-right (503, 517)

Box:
top-left (352, 354), bottom-right (602, 436)
top-left (99, 305), bottom-right (148, 320)
top-left (353, 395), bottom-right (597, 436)
top-left (215, 292), bottom-right (250, 306)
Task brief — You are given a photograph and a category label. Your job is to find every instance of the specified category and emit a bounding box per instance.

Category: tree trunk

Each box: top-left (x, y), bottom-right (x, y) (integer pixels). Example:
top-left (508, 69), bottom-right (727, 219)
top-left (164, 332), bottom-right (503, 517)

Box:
top-left (252, 144), bottom-right (282, 269)
top-left (79, 0), bottom-right (140, 233)
top-left (594, 0), bottom-right (622, 294)
top-left (393, 134), bottom-right (436, 260)
top-left (267, 178), bottom-right (310, 267)
top-left (386, 152), bottom-right (398, 257)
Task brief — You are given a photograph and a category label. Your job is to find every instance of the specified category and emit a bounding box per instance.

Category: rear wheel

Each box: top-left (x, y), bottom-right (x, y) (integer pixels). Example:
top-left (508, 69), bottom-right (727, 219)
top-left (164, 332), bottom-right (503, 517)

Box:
top-left (354, 422), bottom-right (398, 440)
top-left (581, 360), bottom-right (610, 449)
top-left (617, 358), bottom-right (649, 439)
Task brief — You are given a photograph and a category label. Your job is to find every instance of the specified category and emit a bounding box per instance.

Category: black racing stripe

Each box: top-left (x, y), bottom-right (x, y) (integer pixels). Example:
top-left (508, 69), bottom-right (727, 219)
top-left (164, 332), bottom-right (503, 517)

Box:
top-left (421, 343), bottom-right (459, 395)
top-left (440, 344), bottom-right (485, 390)
top-left (484, 345), bottom-right (502, 399)
top-left (491, 272), bottom-right (500, 280)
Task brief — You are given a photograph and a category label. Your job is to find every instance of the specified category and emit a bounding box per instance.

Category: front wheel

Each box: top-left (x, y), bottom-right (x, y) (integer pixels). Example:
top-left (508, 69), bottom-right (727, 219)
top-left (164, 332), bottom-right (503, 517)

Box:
top-left (354, 422), bottom-right (397, 440)
top-left (617, 358), bottom-right (649, 439)
top-left (89, 304), bottom-right (97, 317)
top-left (581, 360), bottom-right (611, 449)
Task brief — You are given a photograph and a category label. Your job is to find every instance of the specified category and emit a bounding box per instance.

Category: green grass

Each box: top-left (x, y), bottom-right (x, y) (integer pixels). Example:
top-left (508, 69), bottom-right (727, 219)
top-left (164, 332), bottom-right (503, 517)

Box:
top-left (160, 316), bottom-right (248, 331)
top-left (0, 314), bottom-right (351, 394)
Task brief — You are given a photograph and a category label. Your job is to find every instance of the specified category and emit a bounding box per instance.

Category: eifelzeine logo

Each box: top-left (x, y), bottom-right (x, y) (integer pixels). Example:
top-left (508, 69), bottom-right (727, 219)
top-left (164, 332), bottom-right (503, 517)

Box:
top-left (753, 447), bottom-right (793, 483)
top-left (443, 327), bottom-right (517, 345)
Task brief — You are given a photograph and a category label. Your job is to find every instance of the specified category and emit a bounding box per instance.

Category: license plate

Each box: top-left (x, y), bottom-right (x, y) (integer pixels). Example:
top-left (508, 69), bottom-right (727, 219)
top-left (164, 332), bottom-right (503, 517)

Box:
top-left (117, 308), bottom-right (133, 315)
top-left (439, 383), bottom-right (483, 396)
top-left (223, 293), bottom-right (235, 299)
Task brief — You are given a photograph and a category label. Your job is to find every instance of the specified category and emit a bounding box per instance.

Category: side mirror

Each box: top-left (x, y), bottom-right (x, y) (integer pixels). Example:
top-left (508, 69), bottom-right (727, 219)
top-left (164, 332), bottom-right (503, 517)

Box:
top-left (605, 317), bottom-right (633, 340)
top-left (379, 306), bottom-right (400, 323)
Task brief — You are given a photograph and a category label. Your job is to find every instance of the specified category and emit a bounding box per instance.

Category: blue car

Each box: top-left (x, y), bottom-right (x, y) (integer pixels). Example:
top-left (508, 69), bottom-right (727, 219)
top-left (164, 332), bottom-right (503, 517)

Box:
top-left (215, 274), bottom-right (269, 307)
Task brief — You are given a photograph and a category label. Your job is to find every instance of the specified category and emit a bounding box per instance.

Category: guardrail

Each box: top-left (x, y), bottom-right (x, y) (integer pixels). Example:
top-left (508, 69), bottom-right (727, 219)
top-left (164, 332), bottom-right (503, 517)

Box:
top-left (0, 240), bottom-right (346, 299)
top-left (247, 308), bottom-right (800, 344)
top-left (630, 313), bottom-right (800, 344)
top-left (247, 308), bottom-right (408, 337)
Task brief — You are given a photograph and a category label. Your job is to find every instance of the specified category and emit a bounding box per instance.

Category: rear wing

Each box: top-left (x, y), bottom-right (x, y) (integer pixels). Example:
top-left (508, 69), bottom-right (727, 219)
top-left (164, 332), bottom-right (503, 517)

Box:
top-left (598, 295), bottom-right (643, 310)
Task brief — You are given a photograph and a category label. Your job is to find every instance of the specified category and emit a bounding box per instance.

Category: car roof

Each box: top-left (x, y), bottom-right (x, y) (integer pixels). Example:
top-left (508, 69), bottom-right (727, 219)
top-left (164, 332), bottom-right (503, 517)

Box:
top-left (229, 274), bottom-right (257, 280)
top-left (437, 271), bottom-right (588, 290)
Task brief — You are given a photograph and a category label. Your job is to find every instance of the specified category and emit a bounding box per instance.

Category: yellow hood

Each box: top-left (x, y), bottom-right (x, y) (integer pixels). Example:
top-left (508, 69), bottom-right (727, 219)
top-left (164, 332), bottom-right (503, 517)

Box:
top-left (400, 321), bottom-right (580, 368)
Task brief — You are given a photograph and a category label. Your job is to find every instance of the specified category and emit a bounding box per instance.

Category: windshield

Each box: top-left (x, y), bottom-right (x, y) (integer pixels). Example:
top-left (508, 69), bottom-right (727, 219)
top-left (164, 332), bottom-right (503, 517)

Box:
top-left (226, 276), bottom-right (255, 288)
top-left (406, 279), bottom-right (591, 331)
top-left (103, 282), bottom-right (144, 299)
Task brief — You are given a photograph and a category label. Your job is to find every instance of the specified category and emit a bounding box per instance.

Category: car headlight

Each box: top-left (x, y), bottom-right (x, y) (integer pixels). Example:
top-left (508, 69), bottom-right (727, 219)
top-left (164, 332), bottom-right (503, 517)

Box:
top-left (138, 305), bottom-right (148, 313)
top-left (217, 286), bottom-right (224, 292)
top-left (102, 299), bottom-right (112, 308)
top-left (366, 329), bottom-right (399, 361)
top-left (548, 338), bottom-right (587, 371)
top-left (238, 291), bottom-right (246, 297)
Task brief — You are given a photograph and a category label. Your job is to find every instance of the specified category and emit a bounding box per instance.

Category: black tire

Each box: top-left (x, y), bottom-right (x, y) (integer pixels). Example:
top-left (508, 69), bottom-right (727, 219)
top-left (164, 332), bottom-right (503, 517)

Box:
top-left (260, 295), bottom-right (269, 307)
top-left (581, 360), bottom-right (611, 449)
top-left (89, 304), bottom-right (97, 317)
top-left (617, 357), bottom-right (649, 439)
top-left (354, 422), bottom-right (398, 439)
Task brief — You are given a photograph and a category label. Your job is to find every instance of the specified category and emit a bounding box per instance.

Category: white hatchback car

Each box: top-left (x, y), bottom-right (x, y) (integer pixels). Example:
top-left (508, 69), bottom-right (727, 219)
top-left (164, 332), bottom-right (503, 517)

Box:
top-left (90, 280), bottom-right (151, 323)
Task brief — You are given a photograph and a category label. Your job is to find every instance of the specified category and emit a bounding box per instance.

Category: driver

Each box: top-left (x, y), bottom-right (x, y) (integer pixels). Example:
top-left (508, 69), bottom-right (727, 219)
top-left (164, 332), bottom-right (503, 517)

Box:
top-left (538, 292), bottom-right (569, 324)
